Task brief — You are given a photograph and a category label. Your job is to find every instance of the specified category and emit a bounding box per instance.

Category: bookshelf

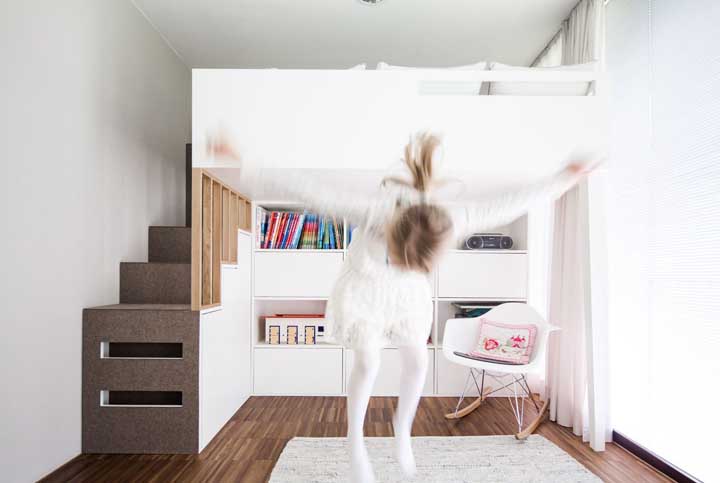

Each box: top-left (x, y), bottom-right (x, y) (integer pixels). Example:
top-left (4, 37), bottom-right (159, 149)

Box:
top-left (250, 200), bottom-right (530, 397)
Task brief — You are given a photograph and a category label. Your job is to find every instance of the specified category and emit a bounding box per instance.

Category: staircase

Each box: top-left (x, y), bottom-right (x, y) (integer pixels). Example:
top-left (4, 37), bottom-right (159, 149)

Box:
top-left (82, 226), bottom-right (201, 453)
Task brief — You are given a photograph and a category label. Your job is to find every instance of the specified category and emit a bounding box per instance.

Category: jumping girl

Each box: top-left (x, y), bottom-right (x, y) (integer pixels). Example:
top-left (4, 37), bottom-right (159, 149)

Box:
top-left (208, 132), bottom-right (591, 483)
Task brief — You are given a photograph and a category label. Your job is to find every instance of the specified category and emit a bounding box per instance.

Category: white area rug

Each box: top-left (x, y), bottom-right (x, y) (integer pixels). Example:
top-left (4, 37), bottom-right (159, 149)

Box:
top-left (269, 435), bottom-right (601, 482)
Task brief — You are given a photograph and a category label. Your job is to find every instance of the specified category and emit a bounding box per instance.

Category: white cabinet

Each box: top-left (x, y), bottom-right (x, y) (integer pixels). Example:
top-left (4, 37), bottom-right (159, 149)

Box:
top-left (199, 233), bottom-right (253, 450)
top-left (438, 252), bottom-right (528, 299)
top-left (346, 348), bottom-right (434, 396)
top-left (254, 251), bottom-right (344, 298)
top-left (253, 347), bottom-right (343, 395)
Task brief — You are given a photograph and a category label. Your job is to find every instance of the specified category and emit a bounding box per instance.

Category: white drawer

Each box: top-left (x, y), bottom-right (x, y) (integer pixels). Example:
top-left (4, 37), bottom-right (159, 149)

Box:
top-left (254, 251), bottom-right (344, 297)
top-left (346, 348), bottom-right (434, 396)
top-left (437, 252), bottom-right (527, 299)
top-left (253, 347), bottom-right (343, 395)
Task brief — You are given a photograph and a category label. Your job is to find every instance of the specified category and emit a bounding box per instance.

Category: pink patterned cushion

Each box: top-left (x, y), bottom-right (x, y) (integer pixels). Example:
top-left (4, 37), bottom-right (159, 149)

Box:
top-left (470, 318), bottom-right (538, 364)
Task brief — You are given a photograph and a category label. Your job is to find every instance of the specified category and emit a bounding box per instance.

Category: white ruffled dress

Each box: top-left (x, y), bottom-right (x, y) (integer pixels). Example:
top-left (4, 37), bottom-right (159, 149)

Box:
top-left (324, 229), bottom-right (434, 348)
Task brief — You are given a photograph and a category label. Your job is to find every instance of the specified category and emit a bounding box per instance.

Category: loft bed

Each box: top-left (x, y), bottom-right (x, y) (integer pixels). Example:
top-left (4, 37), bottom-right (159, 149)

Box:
top-left (192, 67), bottom-right (606, 200)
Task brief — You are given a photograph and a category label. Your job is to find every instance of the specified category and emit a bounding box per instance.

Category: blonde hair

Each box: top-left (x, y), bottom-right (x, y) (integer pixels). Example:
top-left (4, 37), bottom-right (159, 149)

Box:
top-left (383, 133), bottom-right (453, 273)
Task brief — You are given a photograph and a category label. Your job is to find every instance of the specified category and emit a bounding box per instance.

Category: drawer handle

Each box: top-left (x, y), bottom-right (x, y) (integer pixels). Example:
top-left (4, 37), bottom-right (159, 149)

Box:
top-left (100, 342), bottom-right (183, 359)
top-left (100, 390), bottom-right (182, 407)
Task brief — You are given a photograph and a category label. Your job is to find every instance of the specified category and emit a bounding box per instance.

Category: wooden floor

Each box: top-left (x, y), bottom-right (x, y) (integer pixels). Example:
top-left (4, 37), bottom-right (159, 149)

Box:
top-left (44, 396), bottom-right (672, 482)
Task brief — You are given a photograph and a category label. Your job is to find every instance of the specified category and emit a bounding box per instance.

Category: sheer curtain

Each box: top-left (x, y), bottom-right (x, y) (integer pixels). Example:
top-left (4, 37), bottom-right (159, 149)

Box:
top-left (534, 0), bottom-right (611, 451)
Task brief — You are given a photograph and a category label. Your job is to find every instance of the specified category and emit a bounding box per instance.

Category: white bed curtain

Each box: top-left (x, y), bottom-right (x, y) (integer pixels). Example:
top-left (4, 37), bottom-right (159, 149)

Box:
top-left (534, 0), bottom-right (611, 452)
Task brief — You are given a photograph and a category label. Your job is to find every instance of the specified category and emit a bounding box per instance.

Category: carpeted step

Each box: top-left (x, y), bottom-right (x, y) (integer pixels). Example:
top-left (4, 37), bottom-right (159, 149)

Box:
top-left (120, 262), bottom-right (191, 304)
top-left (148, 226), bottom-right (191, 263)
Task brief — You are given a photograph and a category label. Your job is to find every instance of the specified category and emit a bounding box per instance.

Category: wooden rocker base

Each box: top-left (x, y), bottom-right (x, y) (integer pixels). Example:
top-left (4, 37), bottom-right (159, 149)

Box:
top-left (515, 397), bottom-right (549, 440)
top-left (444, 386), bottom-right (493, 420)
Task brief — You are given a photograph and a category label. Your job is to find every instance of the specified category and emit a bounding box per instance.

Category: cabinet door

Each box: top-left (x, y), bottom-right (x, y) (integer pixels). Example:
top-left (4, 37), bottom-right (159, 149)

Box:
top-left (437, 252), bottom-right (527, 299)
top-left (254, 347), bottom-right (343, 395)
top-left (254, 251), bottom-right (344, 297)
top-left (345, 348), bottom-right (434, 396)
top-left (436, 353), bottom-right (480, 397)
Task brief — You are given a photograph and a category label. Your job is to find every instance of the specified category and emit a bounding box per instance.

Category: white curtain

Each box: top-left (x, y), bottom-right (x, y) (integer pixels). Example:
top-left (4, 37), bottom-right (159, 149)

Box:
top-left (536, 0), bottom-right (611, 452)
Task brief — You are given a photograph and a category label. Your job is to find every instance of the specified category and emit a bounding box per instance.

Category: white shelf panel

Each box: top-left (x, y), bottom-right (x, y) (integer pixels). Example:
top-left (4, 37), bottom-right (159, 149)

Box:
top-left (446, 249), bottom-right (528, 254)
top-left (254, 296), bottom-right (329, 301)
top-left (254, 342), bottom-right (342, 349)
top-left (254, 249), bottom-right (344, 253)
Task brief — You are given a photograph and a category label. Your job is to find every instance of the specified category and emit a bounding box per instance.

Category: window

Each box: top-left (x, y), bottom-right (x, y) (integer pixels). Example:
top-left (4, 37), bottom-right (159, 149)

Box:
top-left (605, 1), bottom-right (720, 481)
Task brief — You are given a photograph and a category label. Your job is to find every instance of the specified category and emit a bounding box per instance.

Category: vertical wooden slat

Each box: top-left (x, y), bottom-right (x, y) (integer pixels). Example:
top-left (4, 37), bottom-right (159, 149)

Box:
top-left (245, 201), bottom-right (252, 231)
top-left (238, 199), bottom-right (250, 231)
top-left (222, 188), bottom-right (230, 262)
top-left (229, 194), bottom-right (238, 263)
top-left (237, 199), bottom-right (244, 232)
top-left (190, 169), bottom-right (203, 310)
top-left (192, 168), bottom-right (251, 308)
top-left (201, 175), bottom-right (213, 306)
top-left (212, 181), bottom-right (223, 305)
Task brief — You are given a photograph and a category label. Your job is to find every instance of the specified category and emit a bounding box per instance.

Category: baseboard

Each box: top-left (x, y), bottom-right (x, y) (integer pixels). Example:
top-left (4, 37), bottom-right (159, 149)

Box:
top-left (612, 431), bottom-right (700, 483)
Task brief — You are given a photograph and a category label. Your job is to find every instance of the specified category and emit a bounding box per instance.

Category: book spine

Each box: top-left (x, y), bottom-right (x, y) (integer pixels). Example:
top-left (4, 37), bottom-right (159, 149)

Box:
top-left (291, 214), bottom-right (305, 248)
top-left (264, 212), bottom-right (277, 249)
top-left (279, 213), bottom-right (292, 249)
top-left (332, 217), bottom-right (341, 249)
top-left (261, 210), bottom-right (268, 247)
top-left (301, 215), bottom-right (311, 249)
top-left (329, 219), bottom-right (336, 249)
top-left (255, 207), bottom-right (263, 248)
top-left (277, 213), bottom-right (288, 248)
top-left (324, 218), bottom-right (330, 249)
top-left (317, 217), bottom-right (324, 249)
top-left (269, 212), bottom-right (282, 249)
top-left (287, 213), bottom-right (299, 248)
top-left (283, 213), bottom-right (296, 249)
top-left (312, 215), bottom-right (318, 249)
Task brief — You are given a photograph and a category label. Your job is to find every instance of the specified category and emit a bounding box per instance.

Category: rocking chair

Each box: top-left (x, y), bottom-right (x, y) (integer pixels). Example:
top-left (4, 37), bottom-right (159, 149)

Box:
top-left (441, 302), bottom-right (559, 439)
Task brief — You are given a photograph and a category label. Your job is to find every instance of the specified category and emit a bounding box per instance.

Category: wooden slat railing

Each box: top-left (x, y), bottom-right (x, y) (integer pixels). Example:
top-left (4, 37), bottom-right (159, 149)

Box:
top-left (191, 168), bottom-right (251, 310)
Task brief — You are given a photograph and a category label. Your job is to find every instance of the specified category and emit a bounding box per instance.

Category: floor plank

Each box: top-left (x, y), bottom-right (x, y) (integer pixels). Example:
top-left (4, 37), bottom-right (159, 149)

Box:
top-left (42, 396), bottom-right (673, 482)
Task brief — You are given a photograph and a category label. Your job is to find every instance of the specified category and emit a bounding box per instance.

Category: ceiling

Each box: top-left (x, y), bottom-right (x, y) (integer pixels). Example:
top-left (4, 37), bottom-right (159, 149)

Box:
top-left (133, 0), bottom-right (577, 68)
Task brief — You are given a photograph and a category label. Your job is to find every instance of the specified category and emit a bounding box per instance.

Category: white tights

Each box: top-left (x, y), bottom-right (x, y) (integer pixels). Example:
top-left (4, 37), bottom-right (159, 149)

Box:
top-left (347, 344), bottom-right (428, 483)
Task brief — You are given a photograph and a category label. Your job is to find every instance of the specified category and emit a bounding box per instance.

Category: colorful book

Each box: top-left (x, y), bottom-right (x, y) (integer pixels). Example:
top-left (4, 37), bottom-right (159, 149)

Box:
top-left (316, 217), bottom-right (322, 249)
top-left (323, 218), bottom-right (330, 249)
top-left (277, 213), bottom-right (289, 248)
top-left (301, 215), bottom-right (312, 249)
top-left (255, 207), bottom-right (264, 248)
top-left (290, 213), bottom-right (305, 249)
top-left (329, 219), bottom-right (336, 249)
top-left (332, 217), bottom-right (341, 249)
top-left (264, 212), bottom-right (278, 249)
top-left (282, 213), bottom-right (296, 249)
top-left (279, 213), bottom-right (293, 249)
top-left (270, 212), bottom-right (283, 249)
top-left (287, 213), bottom-right (300, 248)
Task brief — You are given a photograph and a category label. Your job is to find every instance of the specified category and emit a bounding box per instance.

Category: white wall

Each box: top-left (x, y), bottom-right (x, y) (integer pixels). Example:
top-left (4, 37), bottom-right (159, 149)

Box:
top-left (0, 2), bottom-right (190, 481)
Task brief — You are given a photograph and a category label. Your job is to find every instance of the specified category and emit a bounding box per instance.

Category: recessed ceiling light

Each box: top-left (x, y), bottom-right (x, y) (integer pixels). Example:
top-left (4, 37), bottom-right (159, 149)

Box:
top-left (357, 0), bottom-right (385, 5)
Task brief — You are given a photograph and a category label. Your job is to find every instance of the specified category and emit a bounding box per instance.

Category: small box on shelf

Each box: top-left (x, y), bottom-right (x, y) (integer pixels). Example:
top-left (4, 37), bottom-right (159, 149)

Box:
top-left (264, 314), bottom-right (326, 345)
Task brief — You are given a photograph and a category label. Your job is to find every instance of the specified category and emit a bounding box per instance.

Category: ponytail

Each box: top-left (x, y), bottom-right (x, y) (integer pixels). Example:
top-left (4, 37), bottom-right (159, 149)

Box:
top-left (382, 132), bottom-right (442, 200)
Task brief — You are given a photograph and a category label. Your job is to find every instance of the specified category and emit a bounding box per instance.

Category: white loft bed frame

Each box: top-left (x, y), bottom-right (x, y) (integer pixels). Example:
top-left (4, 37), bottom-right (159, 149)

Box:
top-left (192, 68), bottom-right (606, 199)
